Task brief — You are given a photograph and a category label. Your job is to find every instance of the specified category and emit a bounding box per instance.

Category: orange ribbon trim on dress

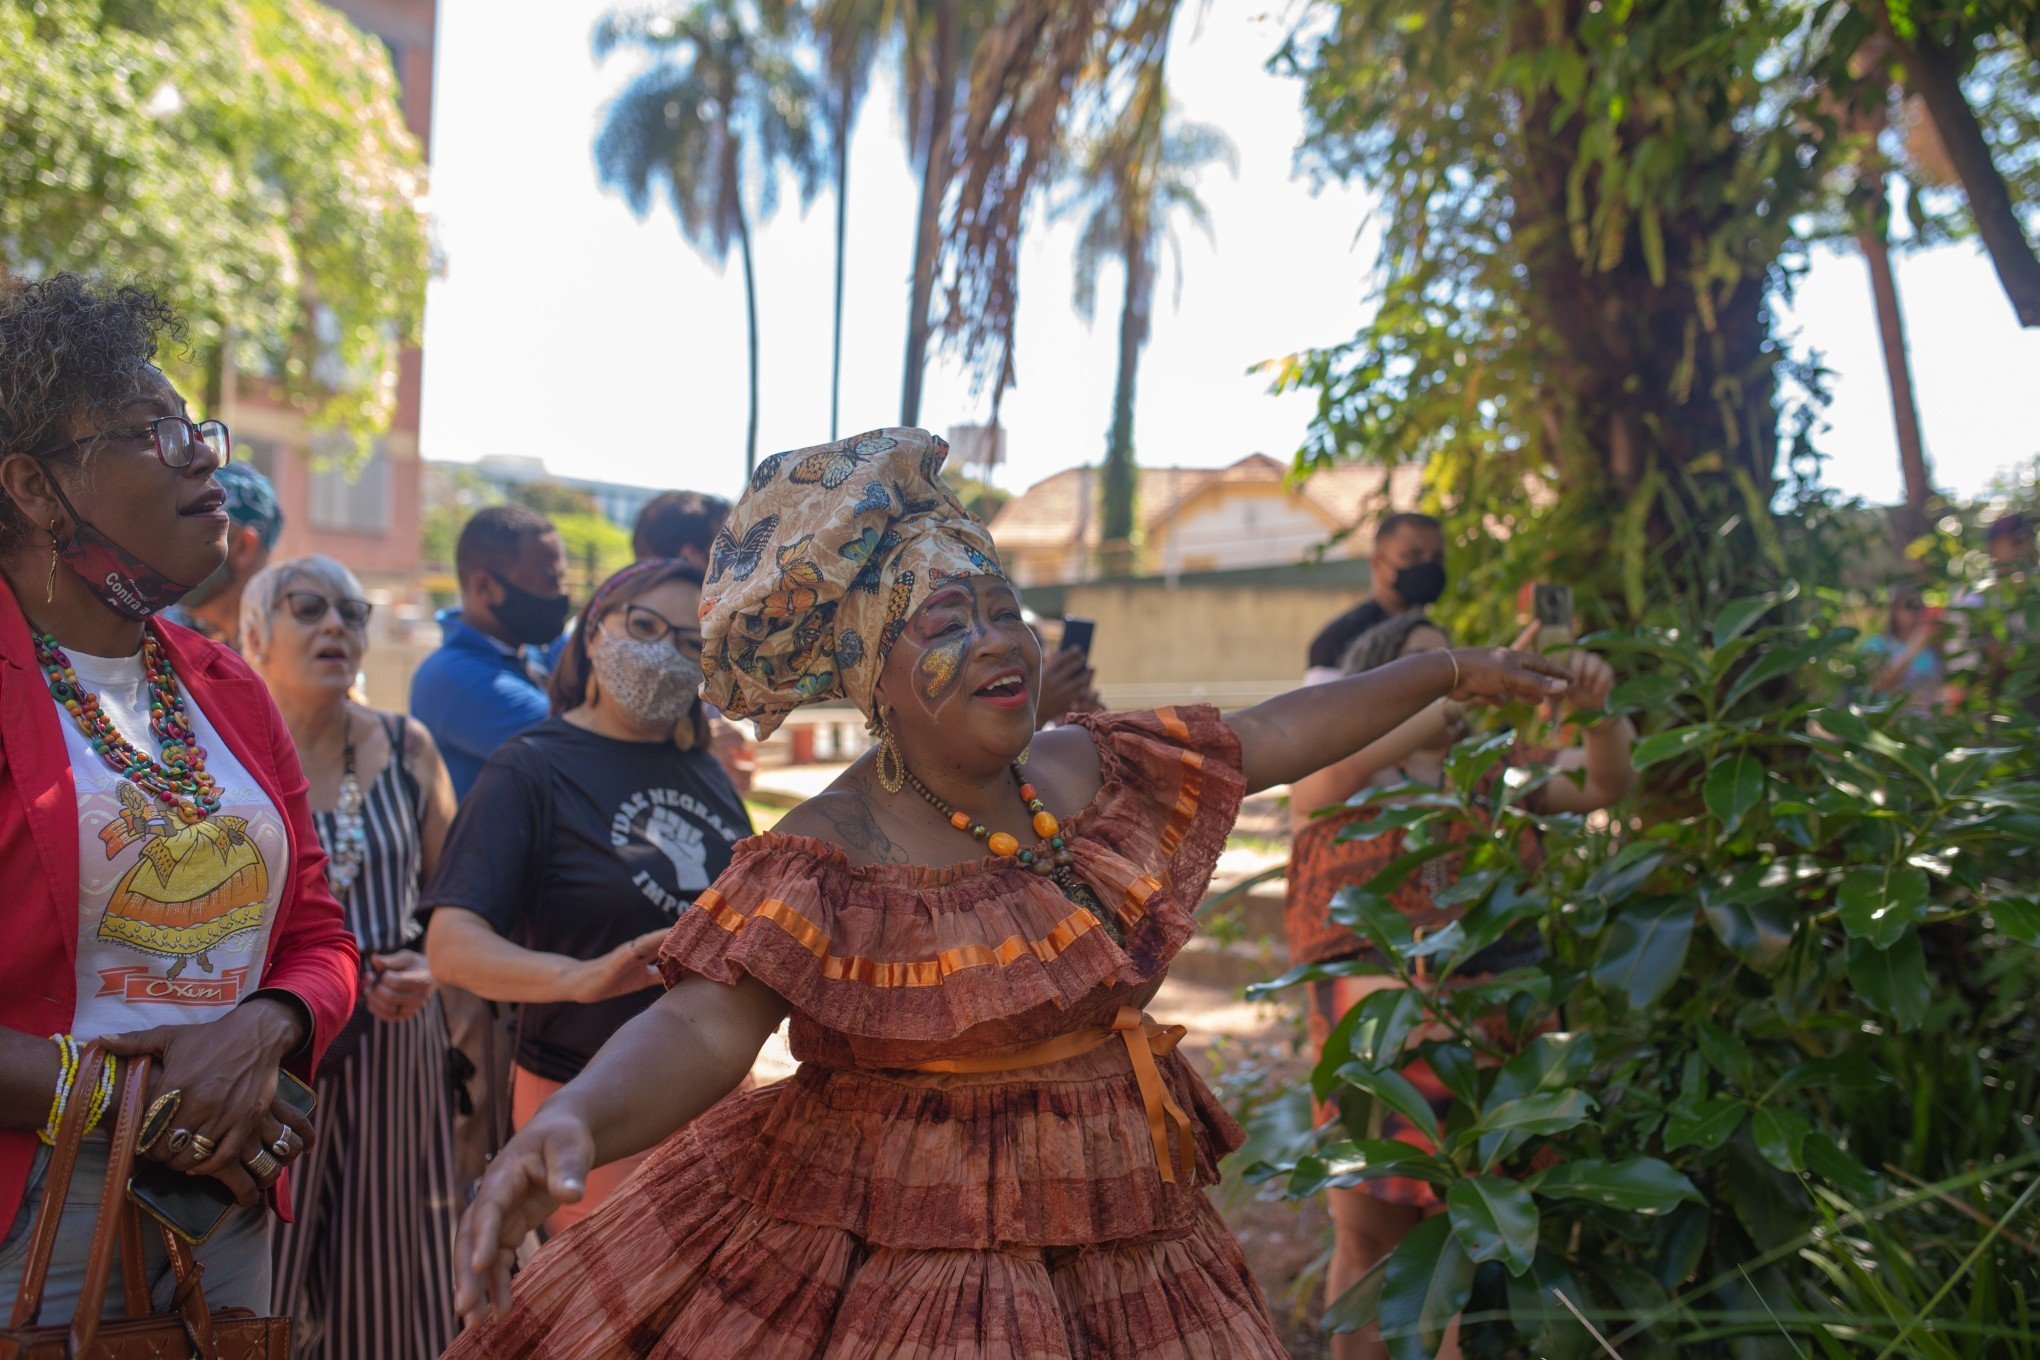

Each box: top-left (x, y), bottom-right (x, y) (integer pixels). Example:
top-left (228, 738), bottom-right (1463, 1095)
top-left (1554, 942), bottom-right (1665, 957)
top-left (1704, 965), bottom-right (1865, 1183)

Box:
top-left (905, 1006), bottom-right (1198, 1185)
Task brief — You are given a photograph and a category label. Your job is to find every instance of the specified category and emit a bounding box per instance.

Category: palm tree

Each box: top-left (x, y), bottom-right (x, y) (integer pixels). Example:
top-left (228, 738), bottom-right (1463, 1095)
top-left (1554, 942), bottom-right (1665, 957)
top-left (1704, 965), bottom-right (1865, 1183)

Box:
top-left (1058, 88), bottom-right (1235, 577)
top-left (897, 0), bottom-right (990, 428)
top-left (807, 0), bottom-right (888, 439)
top-left (594, 0), bottom-right (824, 473)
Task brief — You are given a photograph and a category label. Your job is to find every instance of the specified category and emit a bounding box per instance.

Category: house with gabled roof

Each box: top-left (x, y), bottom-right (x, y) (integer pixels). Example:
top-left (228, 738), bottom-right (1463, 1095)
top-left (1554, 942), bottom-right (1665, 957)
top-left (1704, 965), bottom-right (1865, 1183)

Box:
top-left (988, 453), bottom-right (1425, 586)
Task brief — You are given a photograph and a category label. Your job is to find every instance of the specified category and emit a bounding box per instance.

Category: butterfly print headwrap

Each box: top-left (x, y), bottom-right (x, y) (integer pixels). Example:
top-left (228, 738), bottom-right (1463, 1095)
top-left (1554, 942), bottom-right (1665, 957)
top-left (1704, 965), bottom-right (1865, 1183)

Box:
top-left (699, 427), bottom-right (1007, 738)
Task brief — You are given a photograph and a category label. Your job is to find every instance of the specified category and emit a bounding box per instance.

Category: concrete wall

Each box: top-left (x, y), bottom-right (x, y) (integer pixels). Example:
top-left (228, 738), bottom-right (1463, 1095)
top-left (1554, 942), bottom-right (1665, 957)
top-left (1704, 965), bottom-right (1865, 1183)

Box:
top-left (1056, 580), bottom-right (1366, 709)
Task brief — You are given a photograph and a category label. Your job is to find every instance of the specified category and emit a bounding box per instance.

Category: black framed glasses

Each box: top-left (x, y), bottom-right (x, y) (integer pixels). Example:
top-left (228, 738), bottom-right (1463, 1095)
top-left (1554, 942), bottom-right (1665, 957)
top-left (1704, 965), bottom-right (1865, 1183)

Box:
top-left (615, 602), bottom-right (703, 659)
top-left (33, 416), bottom-right (231, 469)
top-left (283, 591), bottom-right (372, 630)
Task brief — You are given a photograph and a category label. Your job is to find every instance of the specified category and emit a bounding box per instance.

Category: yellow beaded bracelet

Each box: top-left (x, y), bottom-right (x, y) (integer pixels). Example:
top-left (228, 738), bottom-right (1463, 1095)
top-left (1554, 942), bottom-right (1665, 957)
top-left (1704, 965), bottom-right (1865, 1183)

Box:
top-left (37, 1033), bottom-right (79, 1147)
top-left (80, 1051), bottom-right (119, 1136)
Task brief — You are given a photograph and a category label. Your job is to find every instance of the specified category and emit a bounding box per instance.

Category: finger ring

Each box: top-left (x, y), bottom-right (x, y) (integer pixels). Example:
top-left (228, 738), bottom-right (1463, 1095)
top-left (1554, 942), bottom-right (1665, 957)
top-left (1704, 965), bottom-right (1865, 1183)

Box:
top-left (138, 1092), bottom-right (185, 1154)
top-left (272, 1134), bottom-right (293, 1159)
top-left (242, 1147), bottom-right (282, 1185)
top-left (186, 1133), bottom-right (217, 1160)
top-left (165, 1127), bottom-right (193, 1157)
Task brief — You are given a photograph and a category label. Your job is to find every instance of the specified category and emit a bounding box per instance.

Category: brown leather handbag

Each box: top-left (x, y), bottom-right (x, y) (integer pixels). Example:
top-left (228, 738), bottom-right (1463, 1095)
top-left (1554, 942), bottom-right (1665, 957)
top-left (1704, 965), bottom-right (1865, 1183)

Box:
top-left (1, 1045), bottom-right (290, 1359)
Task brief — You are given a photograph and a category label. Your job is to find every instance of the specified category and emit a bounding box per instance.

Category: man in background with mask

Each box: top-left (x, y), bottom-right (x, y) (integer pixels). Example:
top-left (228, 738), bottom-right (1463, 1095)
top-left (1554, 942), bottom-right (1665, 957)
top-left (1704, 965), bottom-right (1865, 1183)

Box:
top-left (162, 462), bottom-right (283, 649)
top-left (411, 504), bottom-right (572, 798)
top-left (1304, 511), bottom-right (1447, 685)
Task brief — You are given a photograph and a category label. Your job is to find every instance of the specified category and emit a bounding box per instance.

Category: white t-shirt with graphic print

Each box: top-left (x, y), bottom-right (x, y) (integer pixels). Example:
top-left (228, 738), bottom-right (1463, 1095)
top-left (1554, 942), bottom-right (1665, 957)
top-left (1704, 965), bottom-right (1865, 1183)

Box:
top-left (52, 645), bottom-right (290, 1043)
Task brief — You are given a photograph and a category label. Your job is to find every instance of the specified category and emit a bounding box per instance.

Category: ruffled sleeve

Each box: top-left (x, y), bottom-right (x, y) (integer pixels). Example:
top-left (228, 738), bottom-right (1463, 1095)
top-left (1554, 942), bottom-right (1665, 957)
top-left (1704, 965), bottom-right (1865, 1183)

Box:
top-left (656, 704), bottom-right (1245, 1044)
top-left (1059, 704), bottom-right (1244, 972)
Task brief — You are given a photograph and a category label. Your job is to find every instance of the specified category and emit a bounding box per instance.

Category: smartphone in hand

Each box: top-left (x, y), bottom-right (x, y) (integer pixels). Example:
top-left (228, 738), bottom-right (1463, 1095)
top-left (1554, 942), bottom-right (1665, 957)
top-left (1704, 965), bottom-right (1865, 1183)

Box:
top-left (1059, 616), bottom-right (1095, 660)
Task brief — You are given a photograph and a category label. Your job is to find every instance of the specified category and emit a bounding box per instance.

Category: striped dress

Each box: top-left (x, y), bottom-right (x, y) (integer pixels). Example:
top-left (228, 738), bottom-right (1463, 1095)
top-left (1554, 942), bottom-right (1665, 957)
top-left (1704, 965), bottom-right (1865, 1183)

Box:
top-left (273, 711), bottom-right (460, 1360)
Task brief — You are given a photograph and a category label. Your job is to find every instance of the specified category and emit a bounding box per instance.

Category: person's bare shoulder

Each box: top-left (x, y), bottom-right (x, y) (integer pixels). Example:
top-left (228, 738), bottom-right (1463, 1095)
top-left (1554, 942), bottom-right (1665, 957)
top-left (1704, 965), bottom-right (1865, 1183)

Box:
top-left (1025, 719), bottom-right (1105, 809)
top-left (770, 768), bottom-right (911, 866)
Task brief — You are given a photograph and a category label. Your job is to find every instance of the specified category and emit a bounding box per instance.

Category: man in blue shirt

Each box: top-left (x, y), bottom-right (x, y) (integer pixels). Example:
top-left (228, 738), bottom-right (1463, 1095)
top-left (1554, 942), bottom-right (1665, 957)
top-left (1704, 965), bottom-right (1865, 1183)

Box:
top-left (411, 505), bottom-right (572, 797)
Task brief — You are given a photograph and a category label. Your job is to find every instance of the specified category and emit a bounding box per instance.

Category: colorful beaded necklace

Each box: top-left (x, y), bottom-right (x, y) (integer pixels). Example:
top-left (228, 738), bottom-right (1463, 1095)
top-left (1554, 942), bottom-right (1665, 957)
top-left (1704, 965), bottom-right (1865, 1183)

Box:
top-left (904, 761), bottom-right (1117, 940)
top-left (34, 630), bottom-right (221, 823)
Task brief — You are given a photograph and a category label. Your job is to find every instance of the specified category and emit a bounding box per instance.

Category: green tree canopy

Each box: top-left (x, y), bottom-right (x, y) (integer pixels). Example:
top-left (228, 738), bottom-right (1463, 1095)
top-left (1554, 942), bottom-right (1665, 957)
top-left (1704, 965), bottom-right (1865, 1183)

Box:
top-left (0, 0), bottom-right (430, 461)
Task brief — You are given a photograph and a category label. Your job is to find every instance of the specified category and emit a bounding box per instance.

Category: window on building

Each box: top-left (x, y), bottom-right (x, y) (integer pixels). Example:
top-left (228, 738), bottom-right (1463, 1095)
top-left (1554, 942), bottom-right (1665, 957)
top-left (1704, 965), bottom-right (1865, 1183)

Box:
top-left (307, 439), bottom-right (391, 535)
top-left (237, 438), bottom-right (278, 485)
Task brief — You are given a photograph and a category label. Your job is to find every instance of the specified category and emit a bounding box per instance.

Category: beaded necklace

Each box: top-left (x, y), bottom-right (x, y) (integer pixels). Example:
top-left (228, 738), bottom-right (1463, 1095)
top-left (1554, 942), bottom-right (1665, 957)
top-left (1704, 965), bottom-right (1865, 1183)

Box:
top-left (903, 761), bottom-right (1118, 941)
top-left (34, 630), bottom-right (221, 823)
top-left (324, 717), bottom-right (368, 899)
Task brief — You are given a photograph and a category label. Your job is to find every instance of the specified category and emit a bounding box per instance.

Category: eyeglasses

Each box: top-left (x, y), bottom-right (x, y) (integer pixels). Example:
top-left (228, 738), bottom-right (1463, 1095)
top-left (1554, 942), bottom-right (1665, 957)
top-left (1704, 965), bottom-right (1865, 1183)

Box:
top-left (33, 416), bottom-right (232, 470)
top-left (283, 591), bottom-right (372, 629)
top-left (612, 602), bottom-right (702, 659)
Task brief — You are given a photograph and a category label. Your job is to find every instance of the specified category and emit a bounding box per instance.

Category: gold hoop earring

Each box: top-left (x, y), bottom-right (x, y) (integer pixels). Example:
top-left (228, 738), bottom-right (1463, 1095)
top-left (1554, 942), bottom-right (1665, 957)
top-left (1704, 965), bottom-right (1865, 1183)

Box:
top-left (45, 519), bottom-right (60, 604)
top-left (874, 719), bottom-right (907, 795)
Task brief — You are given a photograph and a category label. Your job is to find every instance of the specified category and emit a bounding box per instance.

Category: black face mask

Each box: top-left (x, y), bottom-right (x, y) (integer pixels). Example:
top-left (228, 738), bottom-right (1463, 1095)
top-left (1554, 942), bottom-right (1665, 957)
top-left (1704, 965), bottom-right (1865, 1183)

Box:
top-left (47, 478), bottom-right (198, 621)
top-left (489, 573), bottom-right (572, 647)
top-left (1392, 559), bottom-right (1447, 608)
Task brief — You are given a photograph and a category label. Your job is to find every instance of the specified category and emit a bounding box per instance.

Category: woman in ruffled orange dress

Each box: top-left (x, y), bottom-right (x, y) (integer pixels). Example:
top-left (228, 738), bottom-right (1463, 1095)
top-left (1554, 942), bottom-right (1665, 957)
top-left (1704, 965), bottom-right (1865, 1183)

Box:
top-left (445, 429), bottom-right (1572, 1360)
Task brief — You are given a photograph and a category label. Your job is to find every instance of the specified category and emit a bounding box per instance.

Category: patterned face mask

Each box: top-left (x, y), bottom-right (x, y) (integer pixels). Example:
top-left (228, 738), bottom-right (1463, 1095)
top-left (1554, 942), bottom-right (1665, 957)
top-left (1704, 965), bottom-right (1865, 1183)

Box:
top-left (591, 630), bottom-right (701, 730)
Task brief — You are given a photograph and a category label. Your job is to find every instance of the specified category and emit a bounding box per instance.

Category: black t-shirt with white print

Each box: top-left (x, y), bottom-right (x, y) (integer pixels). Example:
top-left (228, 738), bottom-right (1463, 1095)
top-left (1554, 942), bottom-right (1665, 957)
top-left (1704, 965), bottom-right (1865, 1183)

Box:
top-left (423, 718), bottom-right (752, 1082)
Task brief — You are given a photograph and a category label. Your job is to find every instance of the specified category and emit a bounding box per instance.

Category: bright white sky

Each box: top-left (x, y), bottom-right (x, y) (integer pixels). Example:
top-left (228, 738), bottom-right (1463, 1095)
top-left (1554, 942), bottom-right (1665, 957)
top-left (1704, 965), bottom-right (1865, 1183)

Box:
top-left (418, 0), bottom-right (2040, 511)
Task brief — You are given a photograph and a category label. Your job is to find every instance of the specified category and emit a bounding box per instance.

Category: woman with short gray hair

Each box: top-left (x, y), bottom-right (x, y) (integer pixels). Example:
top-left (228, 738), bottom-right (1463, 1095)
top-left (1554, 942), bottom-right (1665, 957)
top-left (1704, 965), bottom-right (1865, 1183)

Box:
top-left (241, 555), bottom-right (463, 1359)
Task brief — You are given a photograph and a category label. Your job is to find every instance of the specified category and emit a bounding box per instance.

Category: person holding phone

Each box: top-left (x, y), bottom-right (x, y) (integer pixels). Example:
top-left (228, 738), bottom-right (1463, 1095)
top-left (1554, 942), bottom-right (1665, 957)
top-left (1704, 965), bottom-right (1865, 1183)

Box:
top-left (240, 555), bottom-right (464, 1359)
top-left (1287, 610), bottom-right (1635, 1360)
top-left (1034, 615), bottom-right (1102, 727)
top-left (0, 274), bottom-right (356, 1321)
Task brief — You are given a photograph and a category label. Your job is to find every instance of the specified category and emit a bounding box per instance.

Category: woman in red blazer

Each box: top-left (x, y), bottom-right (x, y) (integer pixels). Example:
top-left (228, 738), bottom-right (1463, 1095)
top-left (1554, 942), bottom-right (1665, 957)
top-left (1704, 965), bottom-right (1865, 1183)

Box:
top-left (0, 274), bottom-right (357, 1322)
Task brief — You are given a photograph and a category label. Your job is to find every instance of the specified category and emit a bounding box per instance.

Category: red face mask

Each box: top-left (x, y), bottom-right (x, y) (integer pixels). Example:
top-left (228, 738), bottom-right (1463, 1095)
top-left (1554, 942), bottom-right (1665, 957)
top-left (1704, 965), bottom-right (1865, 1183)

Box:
top-left (47, 478), bottom-right (197, 621)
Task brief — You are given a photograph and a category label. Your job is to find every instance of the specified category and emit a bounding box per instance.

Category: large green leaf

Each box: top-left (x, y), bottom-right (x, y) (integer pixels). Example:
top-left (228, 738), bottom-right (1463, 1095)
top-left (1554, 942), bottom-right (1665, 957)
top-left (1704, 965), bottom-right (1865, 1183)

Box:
top-left (1703, 750), bottom-right (1764, 831)
top-left (1991, 895), bottom-right (2040, 946)
top-left (1474, 1033), bottom-right (1593, 1167)
top-left (1417, 1039), bottom-right (1483, 1111)
top-left (1607, 672), bottom-right (1690, 711)
top-left (1225, 1087), bottom-right (1316, 1181)
top-left (1290, 1140), bottom-right (1454, 1197)
top-left (1592, 898), bottom-right (1694, 1010)
top-left (1631, 723), bottom-right (1721, 770)
top-left (1846, 931), bottom-right (1930, 1030)
top-left (1722, 637), bottom-right (1831, 708)
top-left (1834, 865), bottom-right (1930, 950)
top-left (1323, 1258), bottom-right (1387, 1335)
top-left (1803, 1132), bottom-right (1884, 1201)
top-left (1712, 591), bottom-right (1783, 646)
top-left (1529, 1157), bottom-right (1702, 1214)
top-left (1699, 889), bottom-right (1797, 973)
top-left (1335, 1063), bottom-right (1443, 1145)
top-left (1663, 1096), bottom-right (1745, 1152)
top-left (1328, 886), bottom-right (1415, 956)
top-left (1377, 1216), bottom-right (1475, 1360)
top-left (1446, 1176), bottom-right (1539, 1276)
top-left (1347, 986), bottom-right (1427, 1070)
top-left (1468, 1090), bottom-right (1594, 1164)
top-left (1750, 1106), bottom-right (1810, 1173)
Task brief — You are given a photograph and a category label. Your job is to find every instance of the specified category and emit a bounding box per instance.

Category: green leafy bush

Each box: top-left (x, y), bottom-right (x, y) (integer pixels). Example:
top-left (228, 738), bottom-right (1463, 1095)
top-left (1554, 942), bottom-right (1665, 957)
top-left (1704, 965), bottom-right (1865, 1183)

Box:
top-left (1247, 585), bottom-right (2040, 1357)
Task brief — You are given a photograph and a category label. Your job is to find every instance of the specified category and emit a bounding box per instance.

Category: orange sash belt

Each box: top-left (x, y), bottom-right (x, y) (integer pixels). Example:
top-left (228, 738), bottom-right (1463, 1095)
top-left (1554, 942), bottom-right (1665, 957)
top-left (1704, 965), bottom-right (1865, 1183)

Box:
top-left (905, 1006), bottom-right (1197, 1185)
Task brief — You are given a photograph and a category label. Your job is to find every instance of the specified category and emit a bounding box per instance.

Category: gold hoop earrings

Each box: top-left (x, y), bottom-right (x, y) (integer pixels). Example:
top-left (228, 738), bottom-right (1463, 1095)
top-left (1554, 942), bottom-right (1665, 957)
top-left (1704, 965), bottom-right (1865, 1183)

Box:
top-left (873, 717), bottom-right (907, 795)
top-left (45, 519), bottom-right (60, 604)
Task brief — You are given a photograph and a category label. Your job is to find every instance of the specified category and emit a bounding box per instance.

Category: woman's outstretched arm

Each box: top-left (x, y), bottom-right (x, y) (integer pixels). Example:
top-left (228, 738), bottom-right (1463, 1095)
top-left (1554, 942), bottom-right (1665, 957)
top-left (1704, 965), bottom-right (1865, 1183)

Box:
top-left (1230, 647), bottom-right (1571, 795)
top-left (453, 971), bottom-right (788, 1326)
